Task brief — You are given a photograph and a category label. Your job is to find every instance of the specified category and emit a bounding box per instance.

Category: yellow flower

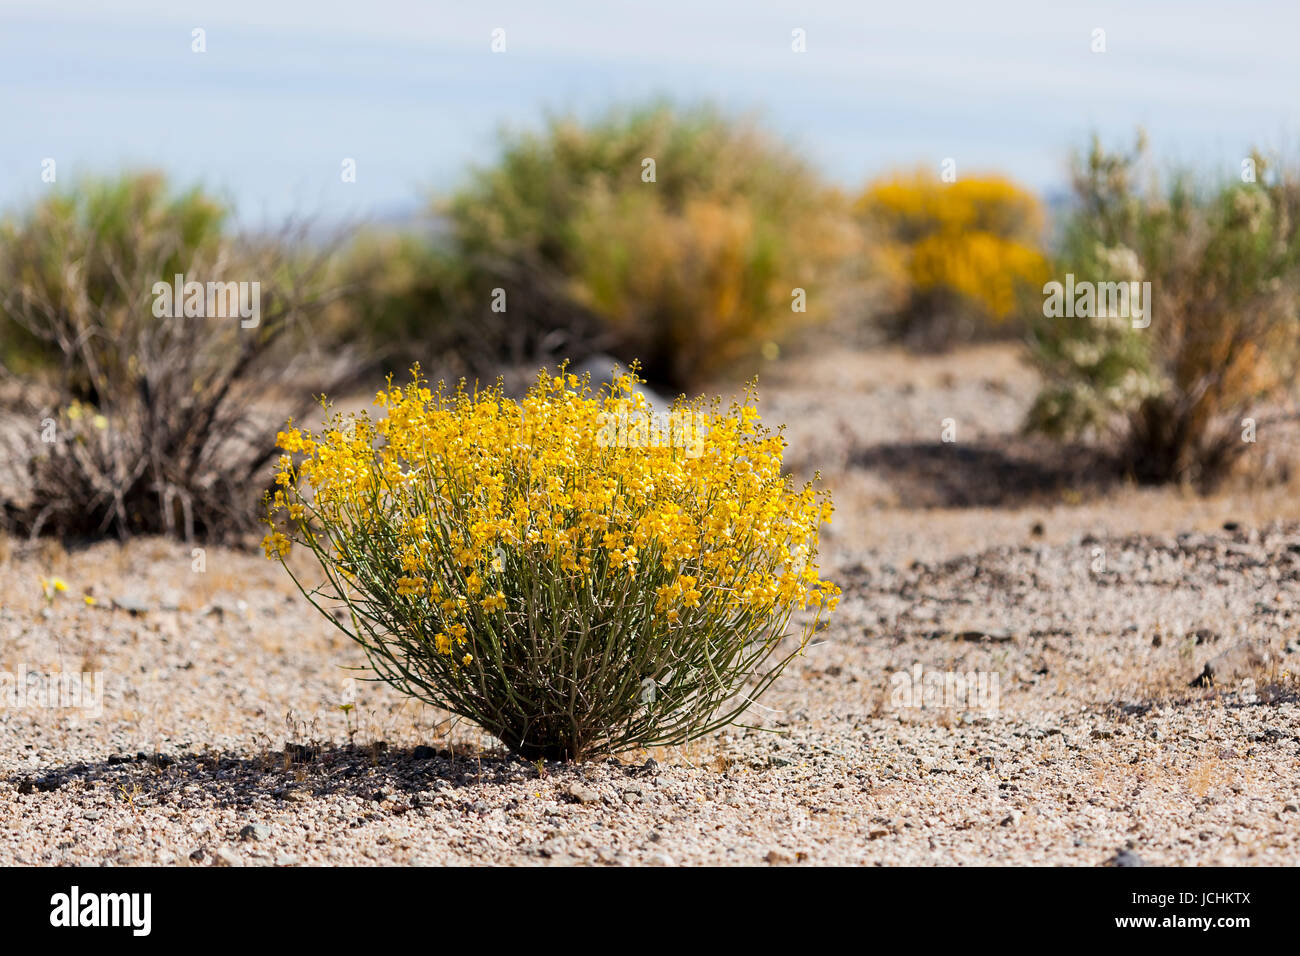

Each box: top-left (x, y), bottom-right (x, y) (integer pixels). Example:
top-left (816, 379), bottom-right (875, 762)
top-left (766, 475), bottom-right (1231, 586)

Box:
top-left (265, 365), bottom-right (838, 694)
top-left (395, 575), bottom-right (425, 598)
top-left (261, 532), bottom-right (291, 559)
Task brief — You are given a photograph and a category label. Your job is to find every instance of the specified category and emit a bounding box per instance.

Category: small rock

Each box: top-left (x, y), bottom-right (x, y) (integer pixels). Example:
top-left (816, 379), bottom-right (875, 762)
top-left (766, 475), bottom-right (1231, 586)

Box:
top-left (562, 782), bottom-right (601, 804)
top-left (765, 849), bottom-right (796, 864)
top-left (113, 595), bottom-right (149, 615)
top-left (647, 852), bottom-right (675, 866)
top-left (999, 812), bottom-right (1021, 827)
top-left (188, 847), bottom-right (206, 863)
top-left (280, 788), bottom-right (311, 804)
top-left (954, 628), bottom-right (1014, 643)
top-left (238, 824), bottom-right (271, 842)
top-left (274, 854), bottom-right (298, 867)
top-left (639, 758), bottom-right (659, 775)
top-left (213, 847), bottom-right (242, 867)
top-left (1191, 641), bottom-right (1272, 687)
top-left (412, 745), bottom-right (440, 760)
top-left (1105, 848), bottom-right (1146, 867)
top-left (1284, 803), bottom-right (1298, 813)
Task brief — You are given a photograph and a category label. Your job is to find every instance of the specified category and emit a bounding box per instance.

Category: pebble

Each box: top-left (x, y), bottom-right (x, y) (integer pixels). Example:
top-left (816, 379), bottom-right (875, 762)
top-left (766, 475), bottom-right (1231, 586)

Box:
top-left (562, 782), bottom-right (601, 804)
top-left (1106, 849), bottom-right (1146, 867)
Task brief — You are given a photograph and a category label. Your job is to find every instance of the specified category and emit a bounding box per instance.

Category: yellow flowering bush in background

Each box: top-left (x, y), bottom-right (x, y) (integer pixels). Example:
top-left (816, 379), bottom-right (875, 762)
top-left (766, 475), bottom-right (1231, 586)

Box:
top-left (857, 170), bottom-right (1050, 346)
top-left (264, 368), bottom-right (838, 760)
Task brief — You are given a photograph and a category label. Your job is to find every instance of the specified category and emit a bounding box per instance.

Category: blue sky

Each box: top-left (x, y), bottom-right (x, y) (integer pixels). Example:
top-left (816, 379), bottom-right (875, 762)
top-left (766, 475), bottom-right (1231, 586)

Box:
top-left (2, 1), bottom-right (1296, 226)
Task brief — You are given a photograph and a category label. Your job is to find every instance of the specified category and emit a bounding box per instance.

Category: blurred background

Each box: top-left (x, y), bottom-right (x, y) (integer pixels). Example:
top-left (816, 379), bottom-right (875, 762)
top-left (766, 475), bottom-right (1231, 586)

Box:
top-left (4, 1), bottom-right (1300, 224)
top-left (2, 0), bottom-right (1300, 544)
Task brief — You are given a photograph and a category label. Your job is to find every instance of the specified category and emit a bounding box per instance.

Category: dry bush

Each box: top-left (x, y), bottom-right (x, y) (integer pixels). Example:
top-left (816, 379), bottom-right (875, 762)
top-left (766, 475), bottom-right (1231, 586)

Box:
top-left (0, 173), bottom-right (344, 540)
top-left (1027, 136), bottom-right (1300, 485)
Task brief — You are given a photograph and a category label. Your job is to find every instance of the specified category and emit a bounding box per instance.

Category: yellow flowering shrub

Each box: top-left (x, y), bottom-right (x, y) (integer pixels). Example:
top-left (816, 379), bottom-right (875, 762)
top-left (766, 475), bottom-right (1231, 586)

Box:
top-left (857, 170), bottom-right (1050, 343)
top-left (264, 368), bottom-right (838, 760)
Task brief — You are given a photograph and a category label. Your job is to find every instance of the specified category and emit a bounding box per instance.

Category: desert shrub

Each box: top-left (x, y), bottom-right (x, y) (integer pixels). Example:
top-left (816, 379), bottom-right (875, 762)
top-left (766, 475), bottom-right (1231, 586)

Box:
top-left (444, 103), bottom-right (862, 389)
top-left (0, 173), bottom-right (340, 539)
top-left (330, 227), bottom-right (609, 383)
top-left (1026, 136), bottom-right (1300, 484)
top-left (857, 170), bottom-right (1050, 347)
top-left (265, 368), bottom-right (839, 760)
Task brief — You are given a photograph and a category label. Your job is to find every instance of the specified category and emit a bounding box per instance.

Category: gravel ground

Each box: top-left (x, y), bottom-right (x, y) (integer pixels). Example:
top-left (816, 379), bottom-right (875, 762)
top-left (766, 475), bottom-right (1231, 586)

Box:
top-left (2, 344), bottom-right (1299, 865)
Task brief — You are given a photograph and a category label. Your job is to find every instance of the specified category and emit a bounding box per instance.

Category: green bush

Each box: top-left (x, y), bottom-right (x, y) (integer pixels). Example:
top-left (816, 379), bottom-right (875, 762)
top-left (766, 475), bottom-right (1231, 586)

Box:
top-left (1027, 135), bottom-right (1300, 485)
top-left (330, 227), bottom-right (607, 383)
top-left (0, 173), bottom-right (338, 539)
top-left (444, 102), bottom-right (861, 389)
top-left (0, 173), bottom-right (226, 385)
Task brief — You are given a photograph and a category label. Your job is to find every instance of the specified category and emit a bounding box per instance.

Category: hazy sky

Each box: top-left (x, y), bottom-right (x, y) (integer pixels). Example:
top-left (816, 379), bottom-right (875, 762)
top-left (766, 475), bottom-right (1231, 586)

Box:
top-left (2, 1), bottom-right (1297, 225)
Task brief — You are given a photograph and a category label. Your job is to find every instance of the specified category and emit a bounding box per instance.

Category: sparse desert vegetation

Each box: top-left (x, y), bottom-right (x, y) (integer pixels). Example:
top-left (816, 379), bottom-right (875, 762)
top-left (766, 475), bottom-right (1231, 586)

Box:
top-left (3, 338), bottom-right (1300, 865)
top-left (2, 103), bottom-right (1299, 867)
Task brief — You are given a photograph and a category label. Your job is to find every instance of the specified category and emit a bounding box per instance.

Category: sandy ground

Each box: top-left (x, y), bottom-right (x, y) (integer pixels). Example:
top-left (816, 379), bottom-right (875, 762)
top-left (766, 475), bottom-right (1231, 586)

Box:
top-left (2, 343), bottom-right (1299, 866)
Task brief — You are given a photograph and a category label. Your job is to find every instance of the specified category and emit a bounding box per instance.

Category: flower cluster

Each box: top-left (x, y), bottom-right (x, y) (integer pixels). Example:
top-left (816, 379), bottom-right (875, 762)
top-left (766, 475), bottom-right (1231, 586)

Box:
top-left (264, 367), bottom-right (837, 760)
top-left (859, 170), bottom-right (1050, 324)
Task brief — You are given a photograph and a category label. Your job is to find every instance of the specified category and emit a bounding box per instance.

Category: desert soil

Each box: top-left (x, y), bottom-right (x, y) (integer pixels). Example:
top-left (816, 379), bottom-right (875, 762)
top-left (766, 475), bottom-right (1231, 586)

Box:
top-left (2, 343), bottom-right (1299, 866)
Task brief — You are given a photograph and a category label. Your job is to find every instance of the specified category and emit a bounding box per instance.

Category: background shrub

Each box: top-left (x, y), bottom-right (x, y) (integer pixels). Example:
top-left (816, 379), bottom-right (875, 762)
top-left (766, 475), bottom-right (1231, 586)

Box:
top-left (443, 102), bottom-right (862, 389)
top-left (0, 173), bottom-right (342, 539)
top-left (1026, 136), bottom-right (1300, 485)
top-left (857, 170), bottom-right (1049, 348)
top-left (330, 226), bottom-right (609, 385)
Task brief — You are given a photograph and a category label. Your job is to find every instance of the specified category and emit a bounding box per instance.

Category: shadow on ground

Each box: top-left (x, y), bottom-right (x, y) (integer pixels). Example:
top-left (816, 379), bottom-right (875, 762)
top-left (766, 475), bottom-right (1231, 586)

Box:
top-left (11, 743), bottom-right (550, 808)
top-left (852, 438), bottom-right (1123, 508)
